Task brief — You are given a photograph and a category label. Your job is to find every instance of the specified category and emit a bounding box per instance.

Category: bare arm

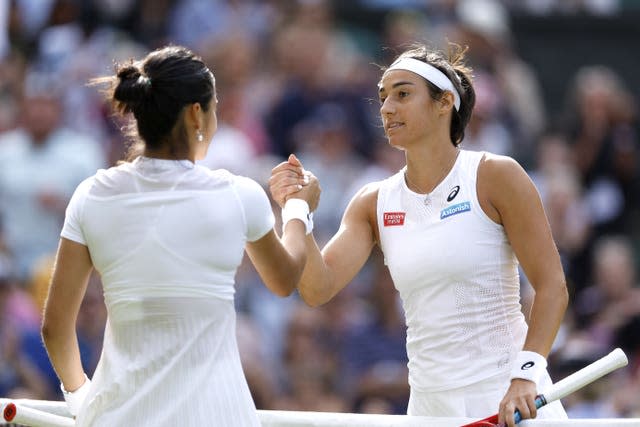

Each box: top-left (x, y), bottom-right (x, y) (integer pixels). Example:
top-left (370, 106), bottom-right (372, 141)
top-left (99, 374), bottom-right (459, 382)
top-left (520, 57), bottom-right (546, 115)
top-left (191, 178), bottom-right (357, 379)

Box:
top-left (247, 162), bottom-right (321, 297)
top-left (245, 224), bottom-right (307, 297)
top-left (41, 238), bottom-right (94, 392)
top-left (269, 155), bottom-right (377, 306)
top-left (297, 184), bottom-right (378, 306)
top-left (479, 154), bottom-right (568, 426)
top-left (480, 154), bottom-right (568, 357)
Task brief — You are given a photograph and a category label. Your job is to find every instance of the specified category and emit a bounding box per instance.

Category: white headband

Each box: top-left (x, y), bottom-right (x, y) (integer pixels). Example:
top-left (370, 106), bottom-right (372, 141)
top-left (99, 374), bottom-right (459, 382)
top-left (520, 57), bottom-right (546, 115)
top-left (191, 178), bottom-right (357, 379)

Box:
top-left (386, 57), bottom-right (461, 111)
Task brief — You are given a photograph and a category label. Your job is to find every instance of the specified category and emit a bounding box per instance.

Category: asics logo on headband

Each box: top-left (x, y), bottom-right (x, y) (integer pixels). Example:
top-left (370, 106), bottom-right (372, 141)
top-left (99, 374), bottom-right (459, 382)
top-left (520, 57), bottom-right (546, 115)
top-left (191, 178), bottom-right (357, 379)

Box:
top-left (386, 57), bottom-right (461, 111)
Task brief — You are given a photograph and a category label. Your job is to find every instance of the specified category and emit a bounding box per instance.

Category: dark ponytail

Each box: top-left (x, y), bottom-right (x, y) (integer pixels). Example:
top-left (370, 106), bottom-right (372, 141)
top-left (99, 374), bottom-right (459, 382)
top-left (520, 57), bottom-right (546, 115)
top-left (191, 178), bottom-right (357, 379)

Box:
top-left (450, 66), bottom-right (475, 146)
top-left (113, 65), bottom-right (152, 110)
top-left (93, 45), bottom-right (214, 159)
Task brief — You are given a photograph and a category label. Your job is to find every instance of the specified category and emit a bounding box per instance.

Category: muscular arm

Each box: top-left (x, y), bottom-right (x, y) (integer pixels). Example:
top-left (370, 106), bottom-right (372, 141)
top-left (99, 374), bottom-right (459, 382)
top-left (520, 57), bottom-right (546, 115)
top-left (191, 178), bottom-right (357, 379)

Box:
top-left (41, 238), bottom-right (94, 392)
top-left (246, 222), bottom-right (307, 297)
top-left (479, 154), bottom-right (568, 426)
top-left (297, 184), bottom-right (378, 307)
top-left (480, 154), bottom-right (568, 356)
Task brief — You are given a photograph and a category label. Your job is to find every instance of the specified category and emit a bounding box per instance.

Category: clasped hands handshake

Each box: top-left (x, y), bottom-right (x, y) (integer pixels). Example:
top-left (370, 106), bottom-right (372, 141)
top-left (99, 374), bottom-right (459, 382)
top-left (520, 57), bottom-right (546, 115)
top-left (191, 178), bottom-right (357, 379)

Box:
top-left (269, 154), bottom-right (321, 213)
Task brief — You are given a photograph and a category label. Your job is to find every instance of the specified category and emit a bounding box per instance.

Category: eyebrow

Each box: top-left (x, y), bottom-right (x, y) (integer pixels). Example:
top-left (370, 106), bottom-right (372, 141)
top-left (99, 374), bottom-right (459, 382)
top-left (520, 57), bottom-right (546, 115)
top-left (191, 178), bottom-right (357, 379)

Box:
top-left (378, 81), bottom-right (416, 94)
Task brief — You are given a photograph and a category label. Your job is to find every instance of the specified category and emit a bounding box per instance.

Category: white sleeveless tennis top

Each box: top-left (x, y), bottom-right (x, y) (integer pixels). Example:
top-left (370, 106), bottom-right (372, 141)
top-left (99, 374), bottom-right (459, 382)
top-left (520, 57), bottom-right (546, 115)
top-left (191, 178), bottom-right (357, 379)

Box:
top-left (377, 150), bottom-right (528, 392)
top-left (61, 157), bottom-right (273, 426)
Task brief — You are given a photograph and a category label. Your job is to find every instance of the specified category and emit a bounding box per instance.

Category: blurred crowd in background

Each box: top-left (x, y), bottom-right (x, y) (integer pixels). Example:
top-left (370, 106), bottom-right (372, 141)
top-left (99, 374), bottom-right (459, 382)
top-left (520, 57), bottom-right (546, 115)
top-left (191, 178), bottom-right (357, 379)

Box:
top-left (0, 0), bottom-right (639, 420)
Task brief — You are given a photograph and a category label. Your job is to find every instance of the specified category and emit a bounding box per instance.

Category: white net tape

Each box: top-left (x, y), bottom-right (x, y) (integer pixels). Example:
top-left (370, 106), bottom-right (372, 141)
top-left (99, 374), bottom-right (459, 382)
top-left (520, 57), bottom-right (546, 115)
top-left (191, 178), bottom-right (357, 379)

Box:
top-left (1, 400), bottom-right (639, 427)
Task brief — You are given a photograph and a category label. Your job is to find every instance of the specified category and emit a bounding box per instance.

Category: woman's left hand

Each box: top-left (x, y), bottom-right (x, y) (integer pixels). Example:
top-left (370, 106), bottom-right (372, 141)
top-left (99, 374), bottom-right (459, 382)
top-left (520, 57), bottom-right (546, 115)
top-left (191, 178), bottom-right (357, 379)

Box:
top-left (269, 154), bottom-right (308, 208)
top-left (498, 379), bottom-right (538, 427)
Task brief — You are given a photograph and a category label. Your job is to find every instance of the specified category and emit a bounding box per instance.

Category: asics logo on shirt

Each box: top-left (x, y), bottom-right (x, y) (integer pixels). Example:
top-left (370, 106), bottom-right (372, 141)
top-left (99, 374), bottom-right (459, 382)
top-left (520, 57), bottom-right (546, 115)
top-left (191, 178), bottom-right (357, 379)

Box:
top-left (447, 185), bottom-right (460, 202)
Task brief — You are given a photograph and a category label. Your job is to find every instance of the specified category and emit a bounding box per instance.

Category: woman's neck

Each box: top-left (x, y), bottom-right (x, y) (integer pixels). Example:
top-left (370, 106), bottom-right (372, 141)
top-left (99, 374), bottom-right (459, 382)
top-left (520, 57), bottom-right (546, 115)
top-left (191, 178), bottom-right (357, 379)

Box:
top-left (143, 146), bottom-right (194, 162)
top-left (404, 143), bottom-right (460, 195)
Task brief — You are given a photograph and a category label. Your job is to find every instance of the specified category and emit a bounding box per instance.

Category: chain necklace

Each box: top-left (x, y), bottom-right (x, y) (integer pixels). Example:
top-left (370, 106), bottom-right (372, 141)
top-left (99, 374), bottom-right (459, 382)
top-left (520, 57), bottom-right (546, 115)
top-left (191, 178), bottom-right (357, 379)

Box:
top-left (404, 149), bottom-right (460, 205)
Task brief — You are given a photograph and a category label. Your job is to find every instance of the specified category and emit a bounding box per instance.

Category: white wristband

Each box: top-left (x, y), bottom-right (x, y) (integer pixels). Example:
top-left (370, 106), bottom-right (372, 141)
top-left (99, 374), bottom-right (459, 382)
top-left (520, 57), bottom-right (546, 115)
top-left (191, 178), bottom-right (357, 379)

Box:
top-left (510, 350), bottom-right (547, 386)
top-left (61, 374), bottom-right (91, 416)
top-left (281, 198), bottom-right (313, 235)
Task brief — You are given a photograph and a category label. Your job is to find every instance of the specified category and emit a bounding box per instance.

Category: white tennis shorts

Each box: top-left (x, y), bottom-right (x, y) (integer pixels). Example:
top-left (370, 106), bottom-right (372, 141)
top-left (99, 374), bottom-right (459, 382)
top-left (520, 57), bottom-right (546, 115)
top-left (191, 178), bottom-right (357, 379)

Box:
top-left (407, 370), bottom-right (568, 420)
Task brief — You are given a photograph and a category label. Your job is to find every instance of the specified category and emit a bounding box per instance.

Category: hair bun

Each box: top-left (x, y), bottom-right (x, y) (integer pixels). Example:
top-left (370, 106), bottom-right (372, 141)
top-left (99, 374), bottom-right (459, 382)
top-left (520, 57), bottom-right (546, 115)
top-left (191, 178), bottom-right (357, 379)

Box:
top-left (116, 65), bottom-right (141, 81)
top-left (114, 65), bottom-right (151, 108)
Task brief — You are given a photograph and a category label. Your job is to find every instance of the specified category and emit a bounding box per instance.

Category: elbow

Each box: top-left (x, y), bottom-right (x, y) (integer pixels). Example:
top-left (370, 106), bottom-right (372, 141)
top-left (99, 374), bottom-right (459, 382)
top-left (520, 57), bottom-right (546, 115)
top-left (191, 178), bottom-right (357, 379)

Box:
top-left (541, 277), bottom-right (569, 314)
top-left (558, 278), bottom-right (569, 312)
top-left (40, 320), bottom-right (54, 347)
top-left (41, 315), bottom-right (73, 347)
top-left (298, 287), bottom-right (329, 308)
top-left (554, 273), bottom-right (569, 307)
top-left (304, 298), bottom-right (326, 308)
top-left (273, 282), bottom-right (297, 298)
top-left (267, 273), bottom-right (300, 298)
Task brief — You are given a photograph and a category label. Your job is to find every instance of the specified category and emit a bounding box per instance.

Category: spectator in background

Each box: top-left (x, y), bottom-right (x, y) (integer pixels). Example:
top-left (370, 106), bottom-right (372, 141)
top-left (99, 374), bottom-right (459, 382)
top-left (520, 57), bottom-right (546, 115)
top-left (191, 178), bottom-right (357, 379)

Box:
top-left (571, 235), bottom-right (640, 357)
top-left (265, 0), bottom-right (375, 159)
top-left (273, 304), bottom-right (349, 413)
top-left (528, 131), bottom-right (592, 292)
top-left (197, 30), bottom-right (266, 174)
top-left (558, 235), bottom-right (640, 418)
top-left (0, 260), bottom-right (48, 399)
top-left (293, 102), bottom-right (367, 240)
top-left (342, 250), bottom-right (409, 415)
top-left (0, 70), bottom-right (105, 281)
top-left (0, 51), bottom-right (25, 132)
top-left (460, 70), bottom-right (514, 156)
top-left (564, 65), bottom-right (640, 238)
top-left (452, 0), bottom-right (548, 162)
top-left (168, 0), bottom-right (273, 51)
top-left (197, 28), bottom-right (277, 157)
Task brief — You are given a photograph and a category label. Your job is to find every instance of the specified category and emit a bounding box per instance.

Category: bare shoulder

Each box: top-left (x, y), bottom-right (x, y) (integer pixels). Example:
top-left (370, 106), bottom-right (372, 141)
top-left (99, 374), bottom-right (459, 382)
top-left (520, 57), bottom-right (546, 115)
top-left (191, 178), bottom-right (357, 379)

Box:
top-left (477, 153), bottom-right (537, 224)
top-left (348, 181), bottom-right (381, 210)
top-left (478, 152), bottom-right (534, 196)
top-left (343, 181), bottom-right (381, 243)
top-left (479, 152), bottom-right (526, 182)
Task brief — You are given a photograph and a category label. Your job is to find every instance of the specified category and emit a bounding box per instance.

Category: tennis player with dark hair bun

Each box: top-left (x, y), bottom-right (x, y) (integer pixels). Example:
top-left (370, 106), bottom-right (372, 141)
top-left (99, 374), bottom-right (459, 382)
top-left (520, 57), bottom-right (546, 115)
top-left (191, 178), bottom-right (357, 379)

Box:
top-left (270, 43), bottom-right (568, 427)
top-left (41, 45), bottom-right (319, 426)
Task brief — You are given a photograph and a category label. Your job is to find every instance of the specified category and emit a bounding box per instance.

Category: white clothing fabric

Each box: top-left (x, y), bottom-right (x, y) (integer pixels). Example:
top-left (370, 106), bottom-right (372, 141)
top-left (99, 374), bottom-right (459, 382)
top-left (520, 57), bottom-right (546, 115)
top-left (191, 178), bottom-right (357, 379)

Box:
top-left (378, 150), bottom-right (526, 392)
top-left (377, 149), bottom-right (566, 418)
top-left (408, 370), bottom-right (567, 419)
top-left (61, 157), bottom-right (274, 426)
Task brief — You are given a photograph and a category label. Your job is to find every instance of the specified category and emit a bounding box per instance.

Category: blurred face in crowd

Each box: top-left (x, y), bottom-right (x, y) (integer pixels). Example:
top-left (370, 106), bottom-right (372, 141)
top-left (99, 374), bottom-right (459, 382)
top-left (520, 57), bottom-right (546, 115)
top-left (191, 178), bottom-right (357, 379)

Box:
top-left (22, 95), bottom-right (62, 144)
top-left (595, 241), bottom-right (635, 299)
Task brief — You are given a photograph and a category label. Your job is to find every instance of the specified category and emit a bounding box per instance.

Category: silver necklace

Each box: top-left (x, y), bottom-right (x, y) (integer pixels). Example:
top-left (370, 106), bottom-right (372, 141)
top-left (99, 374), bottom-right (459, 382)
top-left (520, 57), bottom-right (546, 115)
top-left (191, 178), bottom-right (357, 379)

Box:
top-left (404, 149), bottom-right (459, 206)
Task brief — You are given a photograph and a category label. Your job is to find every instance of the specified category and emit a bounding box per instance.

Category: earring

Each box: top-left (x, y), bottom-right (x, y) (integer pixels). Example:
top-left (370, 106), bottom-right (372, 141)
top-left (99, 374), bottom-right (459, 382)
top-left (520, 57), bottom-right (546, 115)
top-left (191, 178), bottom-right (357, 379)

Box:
top-left (196, 130), bottom-right (204, 142)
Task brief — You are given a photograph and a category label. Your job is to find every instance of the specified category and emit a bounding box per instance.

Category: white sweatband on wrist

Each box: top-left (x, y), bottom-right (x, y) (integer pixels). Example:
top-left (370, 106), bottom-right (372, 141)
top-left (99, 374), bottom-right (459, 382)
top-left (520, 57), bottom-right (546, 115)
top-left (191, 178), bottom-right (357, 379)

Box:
top-left (510, 350), bottom-right (547, 386)
top-left (61, 374), bottom-right (91, 416)
top-left (281, 198), bottom-right (313, 235)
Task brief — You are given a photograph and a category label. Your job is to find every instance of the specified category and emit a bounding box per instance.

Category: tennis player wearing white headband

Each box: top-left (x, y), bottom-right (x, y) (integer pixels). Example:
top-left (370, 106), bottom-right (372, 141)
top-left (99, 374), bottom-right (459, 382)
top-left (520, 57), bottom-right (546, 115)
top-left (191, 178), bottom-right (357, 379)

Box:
top-left (386, 56), bottom-right (462, 111)
top-left (270, 42), bottom-right (569, 427)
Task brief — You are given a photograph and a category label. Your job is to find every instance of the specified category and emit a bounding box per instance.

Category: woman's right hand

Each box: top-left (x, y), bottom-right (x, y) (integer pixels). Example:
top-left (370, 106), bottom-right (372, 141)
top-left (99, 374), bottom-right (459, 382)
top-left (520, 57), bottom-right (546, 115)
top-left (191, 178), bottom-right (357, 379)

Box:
top-left (294, 170), bottom-right (321, 213)
top-left (269, 154), bottom-right (321, 211)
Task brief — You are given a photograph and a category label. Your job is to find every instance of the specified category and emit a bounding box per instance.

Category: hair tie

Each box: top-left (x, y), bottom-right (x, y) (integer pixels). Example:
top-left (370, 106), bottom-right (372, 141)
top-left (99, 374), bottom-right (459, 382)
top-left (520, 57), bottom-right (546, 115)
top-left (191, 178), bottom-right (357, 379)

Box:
top-left (137, 75), bottom-right (152, 90)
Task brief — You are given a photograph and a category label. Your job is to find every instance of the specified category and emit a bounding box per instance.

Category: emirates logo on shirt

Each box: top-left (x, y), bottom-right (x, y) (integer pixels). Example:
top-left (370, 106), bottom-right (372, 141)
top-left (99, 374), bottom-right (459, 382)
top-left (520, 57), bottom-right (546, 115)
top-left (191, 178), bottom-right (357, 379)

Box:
top-left (383, 212), bottom-right (406, 226)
